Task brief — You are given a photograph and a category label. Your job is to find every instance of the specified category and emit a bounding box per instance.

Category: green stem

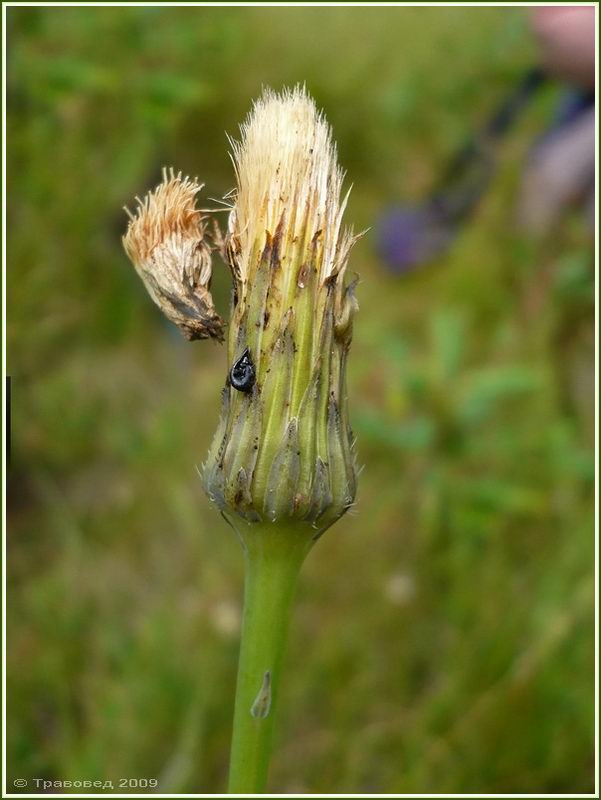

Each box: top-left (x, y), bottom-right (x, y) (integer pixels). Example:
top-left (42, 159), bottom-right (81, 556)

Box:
top-left (228, 522), bottom-right (313, 794)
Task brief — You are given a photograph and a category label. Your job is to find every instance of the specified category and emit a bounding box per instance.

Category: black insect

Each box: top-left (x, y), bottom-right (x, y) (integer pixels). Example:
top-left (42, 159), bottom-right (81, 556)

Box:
top-left (229, 347), bottom-right (256, 393)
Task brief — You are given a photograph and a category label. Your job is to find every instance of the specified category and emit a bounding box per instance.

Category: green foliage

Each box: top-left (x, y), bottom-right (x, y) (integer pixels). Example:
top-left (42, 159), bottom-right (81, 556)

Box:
top-left (7, 6), bottom-right (594, 794)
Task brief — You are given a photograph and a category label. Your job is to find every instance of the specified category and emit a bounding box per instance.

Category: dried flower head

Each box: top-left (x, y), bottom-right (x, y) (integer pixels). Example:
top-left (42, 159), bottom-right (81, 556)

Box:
top-left (123, 168), bottom-right (225, 341)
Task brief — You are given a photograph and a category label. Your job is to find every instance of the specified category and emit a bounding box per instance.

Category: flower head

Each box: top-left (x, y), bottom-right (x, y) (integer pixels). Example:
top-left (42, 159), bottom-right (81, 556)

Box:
top-left (123, 168), bottom-right (225, 342)
top-left (203, 87), bottom-right (359, 533)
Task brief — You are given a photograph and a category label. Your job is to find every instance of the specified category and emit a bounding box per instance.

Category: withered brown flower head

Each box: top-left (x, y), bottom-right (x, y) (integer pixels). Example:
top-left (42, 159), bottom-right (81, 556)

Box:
top-left (123, 168), bottom-right (225, 342)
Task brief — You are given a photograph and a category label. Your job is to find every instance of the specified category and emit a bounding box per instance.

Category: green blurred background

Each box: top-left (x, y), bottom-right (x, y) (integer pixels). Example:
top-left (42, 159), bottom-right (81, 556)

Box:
top-left (7, 6), bottom-right (595, 795)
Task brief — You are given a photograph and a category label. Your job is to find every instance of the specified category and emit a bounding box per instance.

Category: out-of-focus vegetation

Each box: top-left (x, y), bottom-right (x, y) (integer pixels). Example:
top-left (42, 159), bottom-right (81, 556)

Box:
top-left (7, 6), bottom-right (595, 794)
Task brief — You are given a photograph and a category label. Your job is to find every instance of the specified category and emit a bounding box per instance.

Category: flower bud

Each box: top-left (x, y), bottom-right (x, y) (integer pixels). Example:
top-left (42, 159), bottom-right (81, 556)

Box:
top-left (203, 87), bottom-right (359, 534)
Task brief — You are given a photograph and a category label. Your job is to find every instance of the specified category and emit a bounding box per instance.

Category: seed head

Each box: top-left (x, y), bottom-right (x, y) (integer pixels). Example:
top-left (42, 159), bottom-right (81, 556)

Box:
top-left (203, 86), bottom-right (360, 533)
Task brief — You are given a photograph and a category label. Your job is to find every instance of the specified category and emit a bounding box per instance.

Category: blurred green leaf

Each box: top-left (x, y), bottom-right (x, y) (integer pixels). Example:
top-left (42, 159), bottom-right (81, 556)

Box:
top-left (355, 409), bottom-right (436, 451)
top-left (459, 366), bottom-right (544, 425)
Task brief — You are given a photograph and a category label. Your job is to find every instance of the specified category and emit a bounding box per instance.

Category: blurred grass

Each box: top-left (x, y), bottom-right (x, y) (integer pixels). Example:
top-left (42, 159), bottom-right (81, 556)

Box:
top-left (6, 6), bottom-right (595, 794)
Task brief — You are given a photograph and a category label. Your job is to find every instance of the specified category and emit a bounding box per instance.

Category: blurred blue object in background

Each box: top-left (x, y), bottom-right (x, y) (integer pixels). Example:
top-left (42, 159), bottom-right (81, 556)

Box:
top-left (378, 67), bottom-right (547, 273)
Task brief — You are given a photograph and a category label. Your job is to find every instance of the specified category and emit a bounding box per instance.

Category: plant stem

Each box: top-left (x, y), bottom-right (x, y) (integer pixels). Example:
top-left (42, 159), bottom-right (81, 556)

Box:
top-left (227, 522), bottom-right (313, 794)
